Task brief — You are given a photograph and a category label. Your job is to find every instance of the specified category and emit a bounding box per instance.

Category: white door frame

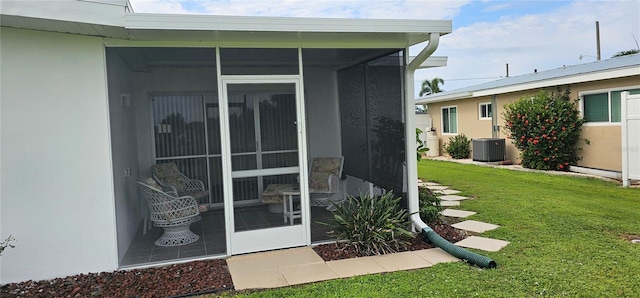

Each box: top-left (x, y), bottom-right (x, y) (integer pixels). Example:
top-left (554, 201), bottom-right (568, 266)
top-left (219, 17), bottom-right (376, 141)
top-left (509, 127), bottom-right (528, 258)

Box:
top-left (218, 74), bottom-right (310, 254)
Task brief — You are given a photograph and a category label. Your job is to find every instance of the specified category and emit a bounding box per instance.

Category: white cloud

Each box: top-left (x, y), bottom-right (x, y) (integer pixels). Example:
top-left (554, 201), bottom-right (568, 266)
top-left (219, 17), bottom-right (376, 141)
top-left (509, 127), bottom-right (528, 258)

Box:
top-left (416, 0), bottom-right (640, 93)
top-left (127, 0), bottom-right (638, 94)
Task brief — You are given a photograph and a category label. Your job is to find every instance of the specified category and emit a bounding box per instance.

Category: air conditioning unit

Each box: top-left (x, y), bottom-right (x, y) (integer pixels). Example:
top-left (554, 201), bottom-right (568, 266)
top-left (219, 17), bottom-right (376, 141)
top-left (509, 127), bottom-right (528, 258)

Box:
top-left (472, 138), bottom-right (505, 162)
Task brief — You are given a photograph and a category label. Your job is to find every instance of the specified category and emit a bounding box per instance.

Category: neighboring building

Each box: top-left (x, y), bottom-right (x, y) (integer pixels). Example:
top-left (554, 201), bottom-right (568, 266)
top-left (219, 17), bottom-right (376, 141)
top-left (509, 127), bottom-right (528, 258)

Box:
top-left (416, 53), bottom-right (640, 173)
top-left (0, 0), bottom-right (451, 284)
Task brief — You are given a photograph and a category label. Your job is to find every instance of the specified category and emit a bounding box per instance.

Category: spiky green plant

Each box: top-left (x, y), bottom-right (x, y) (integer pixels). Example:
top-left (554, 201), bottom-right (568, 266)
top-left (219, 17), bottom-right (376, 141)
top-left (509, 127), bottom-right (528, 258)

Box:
top-left (325, 192), bottom-right (412, 256)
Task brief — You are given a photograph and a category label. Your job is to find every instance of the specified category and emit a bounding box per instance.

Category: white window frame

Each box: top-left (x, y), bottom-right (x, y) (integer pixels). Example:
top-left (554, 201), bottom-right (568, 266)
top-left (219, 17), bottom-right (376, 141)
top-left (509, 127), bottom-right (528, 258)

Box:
top-left (478, 102), bottom-right (492, 120)
top-left (579, 85), bottom-right (640, 126)
top-left (441, 105), bottom-right (458, 135)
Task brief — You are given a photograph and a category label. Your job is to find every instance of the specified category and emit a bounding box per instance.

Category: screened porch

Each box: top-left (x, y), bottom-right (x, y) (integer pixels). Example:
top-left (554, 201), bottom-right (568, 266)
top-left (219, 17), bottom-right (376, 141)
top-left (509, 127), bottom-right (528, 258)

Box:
top-left (107, 47), bottom-right (408, 267)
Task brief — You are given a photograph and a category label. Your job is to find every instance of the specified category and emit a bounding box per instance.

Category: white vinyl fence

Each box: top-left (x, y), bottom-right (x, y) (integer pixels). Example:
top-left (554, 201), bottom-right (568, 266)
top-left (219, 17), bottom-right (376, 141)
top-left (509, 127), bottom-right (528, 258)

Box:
top-left (621, 91), bottom-right (640, 187)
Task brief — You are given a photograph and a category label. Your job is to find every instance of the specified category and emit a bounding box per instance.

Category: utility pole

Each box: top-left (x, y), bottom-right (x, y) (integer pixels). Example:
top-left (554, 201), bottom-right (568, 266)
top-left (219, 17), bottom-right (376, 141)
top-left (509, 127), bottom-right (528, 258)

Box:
top-left (596, 21), bottom-right (601, 60)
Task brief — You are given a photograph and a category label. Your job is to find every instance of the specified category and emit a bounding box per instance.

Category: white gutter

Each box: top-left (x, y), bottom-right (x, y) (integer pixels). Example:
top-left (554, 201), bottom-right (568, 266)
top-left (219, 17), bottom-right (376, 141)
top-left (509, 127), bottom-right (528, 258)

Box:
top-left (405, 32), bottom-right (440, 230)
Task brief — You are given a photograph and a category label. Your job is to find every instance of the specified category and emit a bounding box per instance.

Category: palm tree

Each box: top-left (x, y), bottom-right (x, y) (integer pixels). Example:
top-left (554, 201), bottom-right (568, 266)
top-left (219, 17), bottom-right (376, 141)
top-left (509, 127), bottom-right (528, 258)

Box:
top-left (612, 49), bottom-right (640, 57)
top-left (419, 77), bottom-right (444, 97)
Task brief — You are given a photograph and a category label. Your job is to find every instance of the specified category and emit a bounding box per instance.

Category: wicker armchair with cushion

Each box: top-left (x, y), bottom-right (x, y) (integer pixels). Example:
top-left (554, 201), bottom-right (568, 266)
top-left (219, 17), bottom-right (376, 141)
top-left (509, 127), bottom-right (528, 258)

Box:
top-left (137, 178), bottom-right (201, 246)
top-left (152, 162), bottom-right (209, 202)
top-left (309, 157), bottom-right (345, 210)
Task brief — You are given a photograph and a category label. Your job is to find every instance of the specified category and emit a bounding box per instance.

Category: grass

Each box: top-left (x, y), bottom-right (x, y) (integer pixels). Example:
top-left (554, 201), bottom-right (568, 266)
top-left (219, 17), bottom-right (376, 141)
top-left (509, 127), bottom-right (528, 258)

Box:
top-left (222, 160), bottom-right (640, 297)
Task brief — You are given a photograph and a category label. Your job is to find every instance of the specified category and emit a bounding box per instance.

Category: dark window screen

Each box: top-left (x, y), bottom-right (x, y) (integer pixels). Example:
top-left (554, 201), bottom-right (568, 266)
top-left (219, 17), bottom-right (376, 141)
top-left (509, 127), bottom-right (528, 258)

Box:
top-left (338, 52), bottom-right (406, 194)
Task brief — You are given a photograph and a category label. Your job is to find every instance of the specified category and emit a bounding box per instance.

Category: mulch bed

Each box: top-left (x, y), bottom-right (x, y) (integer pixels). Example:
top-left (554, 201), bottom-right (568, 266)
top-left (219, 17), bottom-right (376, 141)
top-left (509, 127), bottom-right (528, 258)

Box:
top-left (313, 224), bottom-right (467, 261)
top-left (1, 225), bottom-right (466, 298)
top-left (0, 259), bottom-right (232, 298)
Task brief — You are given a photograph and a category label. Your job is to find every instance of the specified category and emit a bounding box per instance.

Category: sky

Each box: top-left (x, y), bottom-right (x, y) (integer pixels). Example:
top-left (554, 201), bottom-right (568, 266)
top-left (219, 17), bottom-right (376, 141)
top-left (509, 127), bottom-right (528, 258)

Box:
top-left (128, 0), bottom-right (640, 94)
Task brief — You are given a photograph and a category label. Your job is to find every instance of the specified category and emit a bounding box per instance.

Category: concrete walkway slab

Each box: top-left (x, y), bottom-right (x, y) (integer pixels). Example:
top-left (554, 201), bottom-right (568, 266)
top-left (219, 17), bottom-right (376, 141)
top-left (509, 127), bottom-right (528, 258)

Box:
top-left (413, 248), bottom-right (460, 264)
top-left (279, 262), bottom-right (339, 286)
top-left (326, 257), bottom-right (386, 278)
top-left (441, 209), bottom-right (477, 218)
top-left (455, 236), bottom-right (510, 252)
top-left (372, 251), bottom-right (433, 271)
top-left (452, 220), bottom-right (500, 233)
top-left (439, 195), bottom-right (469, 201)
top-left (227, 246), bottom-right (465, 290)
top-left (265, 247), bottom-right (325, 267)
top-left (230, 269), bottom-right (288, 290)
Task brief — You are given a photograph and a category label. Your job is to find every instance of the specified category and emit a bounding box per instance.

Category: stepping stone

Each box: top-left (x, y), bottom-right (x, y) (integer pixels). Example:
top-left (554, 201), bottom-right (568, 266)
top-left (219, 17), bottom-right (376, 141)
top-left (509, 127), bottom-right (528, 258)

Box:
top-left (439, 195), bottom-right (469, 201)
top-left (452, 220), bottom-right (500, 233)
top-left (417, 179), bottom-right (423, 183)
top-left (441, 209), bottom-right (476, 218)
top-left (426, 185), bottom-right (449, 190)
top-left (455, 236), bottom-right (510, 252)
top-left (440, 200), bottom-right (461, 207)
top-left (435, 189), bottom-right (461, 195)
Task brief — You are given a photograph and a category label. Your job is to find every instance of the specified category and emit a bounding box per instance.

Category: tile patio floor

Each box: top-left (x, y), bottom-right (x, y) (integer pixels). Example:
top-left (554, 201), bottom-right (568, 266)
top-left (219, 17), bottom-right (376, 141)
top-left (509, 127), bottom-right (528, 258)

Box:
top-left (120, 205), bottom-right (333, 267)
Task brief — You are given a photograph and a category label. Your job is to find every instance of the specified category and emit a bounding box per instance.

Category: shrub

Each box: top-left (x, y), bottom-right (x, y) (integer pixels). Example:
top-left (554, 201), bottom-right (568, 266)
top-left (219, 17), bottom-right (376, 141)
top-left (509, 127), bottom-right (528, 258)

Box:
top-left (444, 134), bottom-right (471, 159)
top-left (325, 192), bottom-right (412, 256)
top-left (418, 187), bottom-right (443, 226)
top-left (503, 89), bottom-right (585, 170)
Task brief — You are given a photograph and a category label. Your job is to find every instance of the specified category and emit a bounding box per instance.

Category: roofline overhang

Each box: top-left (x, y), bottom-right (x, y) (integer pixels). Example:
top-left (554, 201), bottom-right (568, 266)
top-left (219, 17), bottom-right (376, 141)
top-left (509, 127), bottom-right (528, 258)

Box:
top-left (415, 65), bottom-right (640, 105)
top-left (124, 13), bottom-right (452, 34)
top-left (1, 1), bottom-right (451, 47)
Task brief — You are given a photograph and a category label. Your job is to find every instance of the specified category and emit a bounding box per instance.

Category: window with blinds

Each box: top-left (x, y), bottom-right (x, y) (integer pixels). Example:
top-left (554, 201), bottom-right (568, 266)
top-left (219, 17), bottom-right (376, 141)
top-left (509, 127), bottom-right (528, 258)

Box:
top-left (582, 88), bottom-right (640, 123)
top-left (442, 106), bottom-right (458, 134)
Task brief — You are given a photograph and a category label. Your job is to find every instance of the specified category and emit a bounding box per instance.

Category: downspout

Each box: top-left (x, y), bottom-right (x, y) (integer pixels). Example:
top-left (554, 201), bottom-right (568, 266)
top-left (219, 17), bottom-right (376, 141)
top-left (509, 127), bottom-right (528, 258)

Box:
top-left (405, 33), bottom-right (497, 269)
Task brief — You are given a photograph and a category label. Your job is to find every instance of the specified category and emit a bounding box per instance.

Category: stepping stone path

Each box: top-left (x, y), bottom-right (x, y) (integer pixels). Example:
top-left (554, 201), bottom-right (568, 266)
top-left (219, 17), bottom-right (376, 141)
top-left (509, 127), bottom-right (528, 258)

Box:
top-left (419, 181), bottom-right (511, 252)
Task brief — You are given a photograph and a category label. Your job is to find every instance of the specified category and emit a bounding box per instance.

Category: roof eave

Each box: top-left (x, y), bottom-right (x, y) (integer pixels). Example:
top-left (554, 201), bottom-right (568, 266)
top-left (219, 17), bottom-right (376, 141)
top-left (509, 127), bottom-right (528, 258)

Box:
top-left (416, 65), bottom-right (639, 104)
top-left (122, 13), bottom-right (451, 46)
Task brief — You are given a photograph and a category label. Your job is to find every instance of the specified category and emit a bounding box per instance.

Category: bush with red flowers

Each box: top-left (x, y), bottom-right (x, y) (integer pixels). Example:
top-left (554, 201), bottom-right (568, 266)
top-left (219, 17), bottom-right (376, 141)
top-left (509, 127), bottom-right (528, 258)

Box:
top-left (503, 89), bottom-right (587, 171)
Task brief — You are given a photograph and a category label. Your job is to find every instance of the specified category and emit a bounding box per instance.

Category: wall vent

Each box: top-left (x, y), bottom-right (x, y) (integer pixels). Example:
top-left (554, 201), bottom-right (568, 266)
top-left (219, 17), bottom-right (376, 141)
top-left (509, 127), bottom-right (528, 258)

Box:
top-left (472, 138), bottom-right (505, 162)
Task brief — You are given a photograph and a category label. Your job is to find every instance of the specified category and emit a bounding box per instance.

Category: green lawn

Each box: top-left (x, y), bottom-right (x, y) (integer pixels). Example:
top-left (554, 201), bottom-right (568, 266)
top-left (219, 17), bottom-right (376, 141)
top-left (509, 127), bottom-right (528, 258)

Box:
top-left (227, 160), bottom-right (640, 297)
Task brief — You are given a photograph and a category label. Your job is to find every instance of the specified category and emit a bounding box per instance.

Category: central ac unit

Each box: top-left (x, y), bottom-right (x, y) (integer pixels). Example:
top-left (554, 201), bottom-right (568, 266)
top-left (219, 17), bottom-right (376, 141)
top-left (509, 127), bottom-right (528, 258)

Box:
top-left (472, 138), bottom-right (505, 162)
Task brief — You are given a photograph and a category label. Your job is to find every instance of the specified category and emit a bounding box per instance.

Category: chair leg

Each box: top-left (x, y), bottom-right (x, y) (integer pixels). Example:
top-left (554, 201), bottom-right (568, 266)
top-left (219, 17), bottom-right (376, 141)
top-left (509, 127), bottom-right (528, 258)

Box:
top-left (154, 224), bottom-right (200, 247)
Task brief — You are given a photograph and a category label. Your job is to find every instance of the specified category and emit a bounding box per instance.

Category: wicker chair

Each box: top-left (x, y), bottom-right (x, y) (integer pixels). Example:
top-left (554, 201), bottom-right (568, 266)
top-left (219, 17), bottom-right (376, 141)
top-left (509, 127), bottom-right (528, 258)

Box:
top-left (137, 179), bottom-right (201, 246)
top-left (152, 162), bottom-right (209, 202)
top-left (309, 157), bottom-right (345, 210)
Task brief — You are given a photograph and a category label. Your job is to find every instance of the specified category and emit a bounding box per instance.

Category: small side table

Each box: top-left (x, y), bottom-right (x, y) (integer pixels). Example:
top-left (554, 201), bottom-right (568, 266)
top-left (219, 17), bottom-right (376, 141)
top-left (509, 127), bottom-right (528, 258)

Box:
top-left (281, 190), bottom-right (301, 225)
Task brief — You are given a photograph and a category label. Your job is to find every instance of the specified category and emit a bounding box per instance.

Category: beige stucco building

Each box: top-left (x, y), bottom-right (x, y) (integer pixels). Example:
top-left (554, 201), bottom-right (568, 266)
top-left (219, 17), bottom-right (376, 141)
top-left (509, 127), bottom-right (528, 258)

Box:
top-left (417, 54), bottom-right (640, 173)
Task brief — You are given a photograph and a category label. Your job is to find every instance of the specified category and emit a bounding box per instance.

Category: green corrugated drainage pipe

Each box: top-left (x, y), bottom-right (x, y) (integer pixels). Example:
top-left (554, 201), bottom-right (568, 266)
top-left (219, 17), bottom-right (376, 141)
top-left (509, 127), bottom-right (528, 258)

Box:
top-left (411, 214), bottom-right (497, 269)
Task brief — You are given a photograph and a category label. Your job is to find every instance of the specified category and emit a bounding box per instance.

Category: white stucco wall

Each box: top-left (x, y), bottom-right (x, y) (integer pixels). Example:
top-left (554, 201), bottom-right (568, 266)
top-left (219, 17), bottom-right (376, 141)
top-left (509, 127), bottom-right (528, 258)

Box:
top-left (0, 28), bottom-right (117, 283)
